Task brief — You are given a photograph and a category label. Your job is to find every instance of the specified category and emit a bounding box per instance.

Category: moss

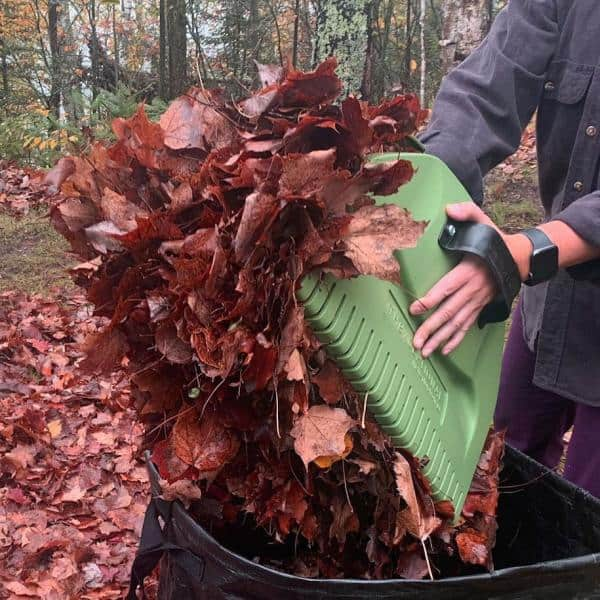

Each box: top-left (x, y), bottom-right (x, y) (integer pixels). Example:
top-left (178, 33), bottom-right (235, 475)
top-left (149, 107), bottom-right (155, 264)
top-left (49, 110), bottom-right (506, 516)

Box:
top-left (314, 0), bottom-right (369, 95)
top-left (0, 208), bottom-right (74, 294)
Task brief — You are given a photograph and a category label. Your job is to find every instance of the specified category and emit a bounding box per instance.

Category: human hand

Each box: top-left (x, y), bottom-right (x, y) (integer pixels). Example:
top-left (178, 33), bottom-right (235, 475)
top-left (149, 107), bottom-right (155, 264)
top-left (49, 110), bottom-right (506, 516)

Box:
top-left (409, 202), bottom-right (527, 358)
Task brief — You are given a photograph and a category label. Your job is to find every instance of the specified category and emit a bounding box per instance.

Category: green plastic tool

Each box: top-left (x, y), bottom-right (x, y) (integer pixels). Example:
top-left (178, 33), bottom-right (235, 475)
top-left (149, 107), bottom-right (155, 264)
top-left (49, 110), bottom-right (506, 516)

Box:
top-left (298, 152), bottom-right (506, 516)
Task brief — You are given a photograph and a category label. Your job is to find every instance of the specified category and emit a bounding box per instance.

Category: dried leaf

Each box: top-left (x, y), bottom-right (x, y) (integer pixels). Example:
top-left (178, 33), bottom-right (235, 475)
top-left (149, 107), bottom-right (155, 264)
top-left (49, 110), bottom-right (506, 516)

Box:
top-left (172, 410), bottom-right (240, 472)
top-left (342, 204), bottom-right (427, 283)
top-left (160, 88), bottom-right (237, 151)
top-left (393, 453), bottom-right (441, 541)
top-left (290, 405), bottom-right (356, 468)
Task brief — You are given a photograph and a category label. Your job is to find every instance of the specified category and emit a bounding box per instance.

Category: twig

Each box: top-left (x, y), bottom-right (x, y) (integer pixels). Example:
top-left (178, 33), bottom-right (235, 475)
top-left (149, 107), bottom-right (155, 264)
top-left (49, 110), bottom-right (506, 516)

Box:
top-left (341, 460), bottom-right (354, 513)
top-left (421, 537), bottom-right (434, 580)
top-left (199, 377), bottom-right (227, 421)
top-left (274, 383), bottom-right (281, 439)
top-left (361, 392), bottom-right (368, 429)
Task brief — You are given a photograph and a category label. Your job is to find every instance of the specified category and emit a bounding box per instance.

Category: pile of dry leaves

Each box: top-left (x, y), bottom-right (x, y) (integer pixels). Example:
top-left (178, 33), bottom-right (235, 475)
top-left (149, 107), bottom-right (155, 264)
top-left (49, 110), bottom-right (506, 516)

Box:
top-left (0, 162), bottom-right (49, 216)
top-left (0, 290), bottom-right (152, 599)
top-left (46, 58), bottom-right (503, 580)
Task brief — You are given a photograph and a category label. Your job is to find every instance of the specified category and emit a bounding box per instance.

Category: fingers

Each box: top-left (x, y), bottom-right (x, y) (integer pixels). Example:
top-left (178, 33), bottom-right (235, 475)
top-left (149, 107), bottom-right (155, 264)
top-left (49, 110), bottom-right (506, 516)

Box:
top-left (418, 295), bottom-right (483, 358)
top-left (409, 266), bottom-right (470, 316)
top-left (446, 202), bottom-right (495, 228)
top-left (441, 310), bottom-right (480, 356)
top-left (410, 255), bottom-right (498, 357)
top-left (413, 286), bottom-right (474, 351)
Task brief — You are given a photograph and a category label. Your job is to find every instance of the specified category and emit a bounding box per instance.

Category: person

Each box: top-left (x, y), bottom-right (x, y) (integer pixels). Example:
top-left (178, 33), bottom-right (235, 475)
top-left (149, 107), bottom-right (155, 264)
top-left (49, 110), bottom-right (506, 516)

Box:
top-left (412, 0), bottom-right (600, 497)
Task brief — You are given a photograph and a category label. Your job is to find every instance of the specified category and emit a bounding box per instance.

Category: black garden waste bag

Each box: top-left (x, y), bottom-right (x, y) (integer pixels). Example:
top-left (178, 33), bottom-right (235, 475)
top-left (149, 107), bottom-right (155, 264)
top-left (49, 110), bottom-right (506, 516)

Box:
top-left (128, 446), bottom-right (600, 600)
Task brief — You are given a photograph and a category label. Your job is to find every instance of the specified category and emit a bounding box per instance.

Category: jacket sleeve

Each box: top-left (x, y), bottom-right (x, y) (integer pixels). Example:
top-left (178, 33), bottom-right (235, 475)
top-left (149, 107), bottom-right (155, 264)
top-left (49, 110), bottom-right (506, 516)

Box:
top-left (419, 0), bottom-right (559, 203)
top-left (555, 191), bottom-right (600, 280)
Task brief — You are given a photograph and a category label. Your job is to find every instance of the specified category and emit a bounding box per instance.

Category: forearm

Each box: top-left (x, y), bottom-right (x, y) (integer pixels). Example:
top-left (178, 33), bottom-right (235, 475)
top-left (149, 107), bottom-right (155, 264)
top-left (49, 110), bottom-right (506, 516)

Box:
top-left (507, 221), bottom-right (600, 282)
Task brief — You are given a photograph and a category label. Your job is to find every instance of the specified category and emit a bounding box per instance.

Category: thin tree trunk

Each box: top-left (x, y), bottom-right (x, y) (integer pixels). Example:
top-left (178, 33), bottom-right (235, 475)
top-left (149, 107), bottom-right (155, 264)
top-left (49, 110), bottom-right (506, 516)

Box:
top-left (48, 0), bottom-right (60, 118)
top-left (159, 0), bottom-right (168, 99)
top-left (89, 0), bottom-right (100, 99)
top-left (0, 38), bottom-right (8, 99)
top-left (405, 0), bottom-right (412, 84)
top-left (292, 0), bottom-right (301, 68)
top-left (167, 0), bottom-right (186, 99)
top-left (419, 0), bottom-right (426, 105)
top-left (112, 5), bottom-right (119, 86)
top-left (361, 1), bottom-right (374, 100)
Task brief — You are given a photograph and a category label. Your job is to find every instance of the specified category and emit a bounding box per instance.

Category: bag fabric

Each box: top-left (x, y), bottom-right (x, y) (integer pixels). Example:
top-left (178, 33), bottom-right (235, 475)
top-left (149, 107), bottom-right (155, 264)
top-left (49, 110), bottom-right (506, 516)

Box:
top-left (128, 446), bottom-right (600, 600)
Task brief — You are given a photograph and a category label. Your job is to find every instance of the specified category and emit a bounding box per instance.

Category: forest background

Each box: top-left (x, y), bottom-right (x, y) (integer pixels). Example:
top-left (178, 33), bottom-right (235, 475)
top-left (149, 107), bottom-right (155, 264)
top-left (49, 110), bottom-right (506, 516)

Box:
top-left (0, 0), bottom-right (509, 168)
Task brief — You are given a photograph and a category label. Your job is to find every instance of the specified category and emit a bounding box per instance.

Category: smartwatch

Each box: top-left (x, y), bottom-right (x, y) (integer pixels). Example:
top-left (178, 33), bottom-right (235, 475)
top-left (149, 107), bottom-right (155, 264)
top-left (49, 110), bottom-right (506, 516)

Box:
top-left (520, 228), bottom-right (559, 286)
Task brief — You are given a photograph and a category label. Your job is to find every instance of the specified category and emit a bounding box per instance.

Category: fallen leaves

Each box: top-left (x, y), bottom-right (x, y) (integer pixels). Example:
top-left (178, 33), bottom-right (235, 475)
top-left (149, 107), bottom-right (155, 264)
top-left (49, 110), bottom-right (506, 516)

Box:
top-left (393, 453), bottom-right (441, 541)
top-left (172, 409), bottom-right (240, 471)
top-left (291, 405), bottom-right (356, 468)
top-left (342, 204), bottom-right (427, 284)
top-left (41, 57), bottom-right (502, 582)
top-left (0, 162), bottom-right (50, 215)
top-left (0, 290), bottom-right (149, 598)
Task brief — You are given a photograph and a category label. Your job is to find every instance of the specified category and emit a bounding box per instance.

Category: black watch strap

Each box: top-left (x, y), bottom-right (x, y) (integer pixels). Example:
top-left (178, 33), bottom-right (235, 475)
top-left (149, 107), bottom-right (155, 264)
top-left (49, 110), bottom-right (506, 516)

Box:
top-left (520, 228), bottom-right (558, 286)
top-left (438, 219), bottom-right (522, 327)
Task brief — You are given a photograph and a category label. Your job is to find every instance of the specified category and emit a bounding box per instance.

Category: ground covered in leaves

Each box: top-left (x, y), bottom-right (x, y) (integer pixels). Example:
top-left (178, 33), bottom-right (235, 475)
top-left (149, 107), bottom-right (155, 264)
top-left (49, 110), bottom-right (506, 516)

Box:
top-left (0, 290), bottom-right (152, 598)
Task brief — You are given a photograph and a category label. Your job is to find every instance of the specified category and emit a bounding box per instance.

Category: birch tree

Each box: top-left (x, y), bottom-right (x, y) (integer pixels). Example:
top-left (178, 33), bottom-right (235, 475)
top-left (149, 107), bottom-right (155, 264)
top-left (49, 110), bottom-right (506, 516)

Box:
top-left (440, 0), bottom-right (491, 74)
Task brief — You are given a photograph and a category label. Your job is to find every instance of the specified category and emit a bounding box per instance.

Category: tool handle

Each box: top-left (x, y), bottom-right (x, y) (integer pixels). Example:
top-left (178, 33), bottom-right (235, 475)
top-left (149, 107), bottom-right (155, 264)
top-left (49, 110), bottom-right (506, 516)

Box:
top-left (438, 219), bottom-right (522, 327)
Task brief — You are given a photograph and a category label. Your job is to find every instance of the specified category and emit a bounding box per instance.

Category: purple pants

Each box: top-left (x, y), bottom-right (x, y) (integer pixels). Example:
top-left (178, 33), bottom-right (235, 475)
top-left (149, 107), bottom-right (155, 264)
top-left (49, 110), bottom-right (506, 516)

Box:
top-left (494, 304), bottom-right (600, 497)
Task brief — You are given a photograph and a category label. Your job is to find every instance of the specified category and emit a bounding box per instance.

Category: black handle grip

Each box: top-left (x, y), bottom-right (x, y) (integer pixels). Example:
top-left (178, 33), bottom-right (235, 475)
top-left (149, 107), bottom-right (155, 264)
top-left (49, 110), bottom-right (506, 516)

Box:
top-left (438, 219), bottom-right (522, 327)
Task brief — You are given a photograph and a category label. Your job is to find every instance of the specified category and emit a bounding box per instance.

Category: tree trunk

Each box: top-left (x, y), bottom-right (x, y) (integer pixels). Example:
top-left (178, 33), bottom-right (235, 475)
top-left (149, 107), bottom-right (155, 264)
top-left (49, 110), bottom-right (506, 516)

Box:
top-left (440, 0), bottom-right (490, 74)
top-left (48, 0), bottom-right (60, 118)
top-left (419, 0), bottom-right (426, 105)
top-left (167, 0), bottom-right (187, 99)
top-left (159, 0), bottom-right (168, 99)
top-left (0, 36), bottom-right (8, 101)
top-left (360, 1), bottom-right (375, 100)
top-left (404, 0), bottom-right (412, 85)
top-left (59, 0), bottom-right (81, 121)
top-left (314, 0), bottom-right (370, 96)
top-left (112, 5), bottom-right (119, 86)
top-left (88, 0), bottom-right (100, 99)
top-left (292, 0), bottom-right (301, 68)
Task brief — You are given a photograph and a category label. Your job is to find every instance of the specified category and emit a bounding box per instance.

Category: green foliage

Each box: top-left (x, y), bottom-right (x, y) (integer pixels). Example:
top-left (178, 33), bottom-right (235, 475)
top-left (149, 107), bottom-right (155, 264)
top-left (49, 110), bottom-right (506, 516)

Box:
top-left (89, 84), bottom-right (167, 139)
top-left (0, 84), bottom-right (167, 167)
top-left (0, 109), bottom-right (69, 167)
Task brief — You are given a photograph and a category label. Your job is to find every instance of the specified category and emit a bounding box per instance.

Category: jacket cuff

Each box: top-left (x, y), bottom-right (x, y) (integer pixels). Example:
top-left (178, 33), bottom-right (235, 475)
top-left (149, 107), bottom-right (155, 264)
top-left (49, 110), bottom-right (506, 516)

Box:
top-left (555, 192), bottom-right (600, 281)
top-left (419, 130), bottom-right (485, 204)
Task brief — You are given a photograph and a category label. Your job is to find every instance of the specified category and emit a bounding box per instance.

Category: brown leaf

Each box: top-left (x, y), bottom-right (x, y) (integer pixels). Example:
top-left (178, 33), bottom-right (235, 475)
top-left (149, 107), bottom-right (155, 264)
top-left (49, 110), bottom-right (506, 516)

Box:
top-left (159, 478), bottom-right (202, 508)
top-left (100, 188), bottom-right (147, 231)
top-left (456, 530), bottom-right (490, 567)
top-left (172, 409), bottom-right (240, 471)
top-left (81, 328), bottom-right (128, 374)
top-left (342, 204), bottom-right (427, 283)
top-left (44, 156), bottom-right (75, 191)
top-left (290, 405), bottom-right (356, 468)
top-left (155, 323), bottom-right (193, 364)
top-left (160, 88), bottom-right (237, 151)
top-left (393, 453), bottom-right (441, 541)
top-left (254, 61), bottom-right (285, 87)
top-left (276, 305), bottom-right (305, 376)
top-left (312, 360), bottom-right (346, 405)
top-left (233, 191), bottom-right (279, 262)
top-left (284, 349), bottom-right (305, 381)
top-left (279, 149), bottom-right (337, 198)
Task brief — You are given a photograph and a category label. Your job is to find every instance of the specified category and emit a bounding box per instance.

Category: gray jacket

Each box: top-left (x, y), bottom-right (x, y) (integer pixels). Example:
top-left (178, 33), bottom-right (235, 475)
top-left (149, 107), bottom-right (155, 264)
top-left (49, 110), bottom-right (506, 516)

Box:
top-left (421, 0), bottom-right (600, 405)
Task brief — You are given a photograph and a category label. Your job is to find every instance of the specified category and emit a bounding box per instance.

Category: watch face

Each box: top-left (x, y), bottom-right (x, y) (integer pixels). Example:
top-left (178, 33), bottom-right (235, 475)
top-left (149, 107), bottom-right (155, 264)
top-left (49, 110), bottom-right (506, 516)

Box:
top-left (532, 244), bottom-right (559, 282)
